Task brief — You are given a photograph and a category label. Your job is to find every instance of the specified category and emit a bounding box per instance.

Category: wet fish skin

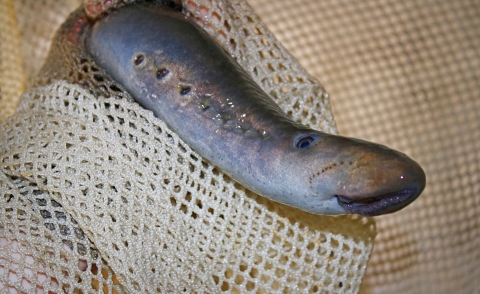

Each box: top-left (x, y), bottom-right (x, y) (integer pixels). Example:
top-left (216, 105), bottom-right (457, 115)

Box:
top-left (85, 2), bottom-right (426, 216)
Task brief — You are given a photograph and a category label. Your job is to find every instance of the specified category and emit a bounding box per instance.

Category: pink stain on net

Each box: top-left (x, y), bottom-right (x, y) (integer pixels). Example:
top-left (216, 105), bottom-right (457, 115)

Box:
top-left (0, 237), bottom-right (59, 294)
top-left (0, 237), bottom-right (88, 293)
top-left (84, 0), bottom-right (121, 19)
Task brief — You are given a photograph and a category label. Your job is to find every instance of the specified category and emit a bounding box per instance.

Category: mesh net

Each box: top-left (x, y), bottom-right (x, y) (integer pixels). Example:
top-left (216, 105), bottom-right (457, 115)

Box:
top-left (1, 0), bottom-right (377, 293)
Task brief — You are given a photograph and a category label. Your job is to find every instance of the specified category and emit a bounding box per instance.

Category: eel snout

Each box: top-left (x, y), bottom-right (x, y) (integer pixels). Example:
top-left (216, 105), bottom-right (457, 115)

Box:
top-left (308, 135), bottom-right (426, 216)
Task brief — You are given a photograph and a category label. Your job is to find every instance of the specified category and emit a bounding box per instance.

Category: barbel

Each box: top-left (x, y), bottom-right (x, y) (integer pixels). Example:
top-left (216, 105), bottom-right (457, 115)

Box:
top-left (85, 2), bottom-right (426, 216)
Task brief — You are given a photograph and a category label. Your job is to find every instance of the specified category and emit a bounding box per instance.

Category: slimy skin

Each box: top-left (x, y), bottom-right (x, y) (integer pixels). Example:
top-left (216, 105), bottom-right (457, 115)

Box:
top-left (85, 2), bottom-right (426, 216)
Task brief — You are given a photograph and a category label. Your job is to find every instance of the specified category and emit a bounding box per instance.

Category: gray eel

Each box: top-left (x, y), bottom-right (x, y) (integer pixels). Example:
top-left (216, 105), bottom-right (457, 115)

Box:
top-left (85, 2), bottom-right (426, 216)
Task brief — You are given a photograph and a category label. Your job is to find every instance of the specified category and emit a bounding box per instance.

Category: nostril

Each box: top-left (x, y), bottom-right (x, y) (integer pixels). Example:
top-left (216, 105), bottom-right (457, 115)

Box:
top-left (295, 134), bottom-right (316, 149)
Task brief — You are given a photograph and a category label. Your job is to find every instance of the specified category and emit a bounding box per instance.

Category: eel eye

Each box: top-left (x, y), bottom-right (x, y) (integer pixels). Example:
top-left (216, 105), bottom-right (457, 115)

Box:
top-left (295, 134), bottom-right (316, 149)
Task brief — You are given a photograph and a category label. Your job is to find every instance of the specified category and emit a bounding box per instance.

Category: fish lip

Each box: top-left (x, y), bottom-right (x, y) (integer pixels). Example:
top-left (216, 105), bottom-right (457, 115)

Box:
top-left (336, 188), bottom-right (420, 216)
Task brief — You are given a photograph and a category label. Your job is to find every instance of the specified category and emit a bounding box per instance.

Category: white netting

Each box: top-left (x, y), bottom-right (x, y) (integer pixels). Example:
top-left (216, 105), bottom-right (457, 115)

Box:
top-left (1, 0), bottom-right (377, 293)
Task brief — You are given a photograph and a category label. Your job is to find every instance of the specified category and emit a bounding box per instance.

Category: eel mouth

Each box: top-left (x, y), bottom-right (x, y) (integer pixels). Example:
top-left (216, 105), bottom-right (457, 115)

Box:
top-left (336, 188), bottom-right (419, 216)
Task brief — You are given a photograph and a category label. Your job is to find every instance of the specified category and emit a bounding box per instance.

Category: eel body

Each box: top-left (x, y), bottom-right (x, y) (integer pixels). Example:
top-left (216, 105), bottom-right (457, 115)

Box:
top-left (85, 2), bottom-right (426, 216)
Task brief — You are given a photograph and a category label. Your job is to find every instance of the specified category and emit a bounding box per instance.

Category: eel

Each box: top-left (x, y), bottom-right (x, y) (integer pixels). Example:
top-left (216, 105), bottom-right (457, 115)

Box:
top-left (85, 2), bottom-right (426, 216)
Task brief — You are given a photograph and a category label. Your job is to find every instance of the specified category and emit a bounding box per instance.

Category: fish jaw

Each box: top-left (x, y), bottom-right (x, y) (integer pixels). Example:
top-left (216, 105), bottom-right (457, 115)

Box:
top-left (336, 188), bottom-right (421, 216)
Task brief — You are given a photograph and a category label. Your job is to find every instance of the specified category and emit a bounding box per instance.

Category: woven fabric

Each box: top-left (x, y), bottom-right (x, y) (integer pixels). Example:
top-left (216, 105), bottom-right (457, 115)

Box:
top-left (13, 0), bottom-right (80, 83)
top-left (1, 0), bottom-right (377, 293)
top-left (0, 0), bottom-right (25, 122)
top-left (249, 0), bottom-right (480, 293)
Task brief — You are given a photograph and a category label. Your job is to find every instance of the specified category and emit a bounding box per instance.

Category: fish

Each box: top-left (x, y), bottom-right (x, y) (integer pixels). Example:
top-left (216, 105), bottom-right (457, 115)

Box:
top-left (85, 2), bottom-right (426, 216)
